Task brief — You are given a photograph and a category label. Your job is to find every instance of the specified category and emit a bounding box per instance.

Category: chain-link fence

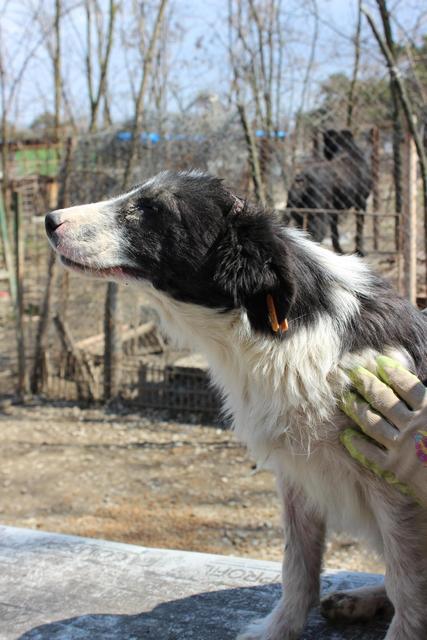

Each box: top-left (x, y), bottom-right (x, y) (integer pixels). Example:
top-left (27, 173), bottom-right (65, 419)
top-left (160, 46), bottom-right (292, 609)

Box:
top-left (0, 115), bottom-right (425, 414)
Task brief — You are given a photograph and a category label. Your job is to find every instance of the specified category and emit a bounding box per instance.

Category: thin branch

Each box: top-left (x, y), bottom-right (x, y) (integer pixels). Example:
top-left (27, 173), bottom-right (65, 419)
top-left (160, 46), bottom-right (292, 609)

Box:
top-left (85, 0), bottom-right (95, 110)
top-left (363, 5), bottom-right (427, 283)
top-left (346, 0), bottom-right (362, 128)
top-left (122, 0), bottom-right (169, 188)
top-left (53, 0), bottom-right (62, 137)
top-left (88, 0), bottom-right (117, 132)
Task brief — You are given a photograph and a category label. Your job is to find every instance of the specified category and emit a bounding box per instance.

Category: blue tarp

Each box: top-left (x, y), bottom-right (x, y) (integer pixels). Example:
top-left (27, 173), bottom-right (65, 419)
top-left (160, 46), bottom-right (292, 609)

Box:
top-left (255, 129), bottom-right (287, 139)
top-left (115, 129), bottom-right (288, 144)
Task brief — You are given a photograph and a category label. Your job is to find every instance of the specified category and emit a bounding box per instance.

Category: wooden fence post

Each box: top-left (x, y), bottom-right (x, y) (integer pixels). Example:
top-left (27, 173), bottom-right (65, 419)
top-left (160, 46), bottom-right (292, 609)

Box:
top-left (0, 191), bottom-right (16, 303)
top-left (103, 281), bottom-right (121, 401)
top-left (403, 132), bottom-right (417, 305)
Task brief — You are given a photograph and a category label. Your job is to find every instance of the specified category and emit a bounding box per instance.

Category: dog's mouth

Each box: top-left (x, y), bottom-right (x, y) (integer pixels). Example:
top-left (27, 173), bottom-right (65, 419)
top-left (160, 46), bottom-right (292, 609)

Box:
top-left (60, 256), bottom-right (144, 281)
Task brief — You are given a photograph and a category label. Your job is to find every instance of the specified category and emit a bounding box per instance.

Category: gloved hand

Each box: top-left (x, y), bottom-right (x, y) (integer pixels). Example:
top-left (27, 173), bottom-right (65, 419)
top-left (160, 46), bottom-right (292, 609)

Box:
top-left (341, 355), bottom-right (427, 506)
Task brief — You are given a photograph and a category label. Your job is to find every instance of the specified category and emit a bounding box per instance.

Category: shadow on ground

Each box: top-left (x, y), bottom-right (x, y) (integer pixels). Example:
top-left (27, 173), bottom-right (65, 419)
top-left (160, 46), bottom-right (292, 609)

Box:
top-left (18, 583), bottom-right (391, 640)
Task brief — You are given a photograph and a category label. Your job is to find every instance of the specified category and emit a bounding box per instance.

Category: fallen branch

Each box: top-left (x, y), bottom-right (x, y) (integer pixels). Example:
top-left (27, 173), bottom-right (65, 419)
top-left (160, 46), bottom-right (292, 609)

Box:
top-left (53, 314), bottom-right (97, 400)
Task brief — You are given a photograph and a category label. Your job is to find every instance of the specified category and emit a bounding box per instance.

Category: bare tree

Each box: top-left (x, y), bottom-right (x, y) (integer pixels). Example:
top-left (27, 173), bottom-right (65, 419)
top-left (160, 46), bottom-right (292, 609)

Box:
top-left (227, 0), bottom-right (265, 203)
top-left (30, 0), bottom-right (80, 135)
top-left (104, 0), bottom-right (169, 402)
top-left (29, 1), bottom-right (70, 393)
top-left (364, 5), bottom-right (427, 284)
top-left (122, 0), bottom-right (169, 187)
top-left (226, 0), bottom-right (287, 204)
top-left (0, 2), bottom-right (43, 299)
top-left (85, 0), bottom-right (117, 133)
top-left (150, 17), bottom-right (172, 136)
top-left (346, 0), bottom-right (362, 129)
top-left (30, 137), bottom-right (75, 394)
top-left (0, 4), bottom-right (42, 198)
top-left (375, 0), bottom-right (403, 243)
top-left (290, 0), bottom-right (319, 170)
top-left (226, 0), bottom-right (320, 204)
top-left (53, 0), bottom-right (62, 138)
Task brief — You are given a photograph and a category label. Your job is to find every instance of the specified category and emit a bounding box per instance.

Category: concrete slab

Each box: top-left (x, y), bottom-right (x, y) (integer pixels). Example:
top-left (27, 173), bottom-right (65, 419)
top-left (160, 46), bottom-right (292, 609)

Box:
top-left (0, 526), bottom-right (390, 639)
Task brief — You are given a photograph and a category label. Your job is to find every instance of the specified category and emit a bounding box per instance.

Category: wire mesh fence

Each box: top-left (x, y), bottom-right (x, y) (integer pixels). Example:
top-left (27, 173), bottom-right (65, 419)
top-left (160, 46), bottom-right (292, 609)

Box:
top-left (0, 114), bottom-right (425, 415)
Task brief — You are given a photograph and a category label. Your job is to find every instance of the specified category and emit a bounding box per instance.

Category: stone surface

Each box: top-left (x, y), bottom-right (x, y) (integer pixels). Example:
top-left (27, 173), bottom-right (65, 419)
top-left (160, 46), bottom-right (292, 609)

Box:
top-left (0, 526), bottom-right (390, 639)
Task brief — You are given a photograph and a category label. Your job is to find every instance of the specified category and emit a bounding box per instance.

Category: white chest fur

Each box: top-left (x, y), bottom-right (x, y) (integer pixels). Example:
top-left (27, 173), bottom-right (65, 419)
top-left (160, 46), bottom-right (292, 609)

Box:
top-left (143, 284), bottom-right (413, 555)
top-left (146, 286), bottom-right (349, 453)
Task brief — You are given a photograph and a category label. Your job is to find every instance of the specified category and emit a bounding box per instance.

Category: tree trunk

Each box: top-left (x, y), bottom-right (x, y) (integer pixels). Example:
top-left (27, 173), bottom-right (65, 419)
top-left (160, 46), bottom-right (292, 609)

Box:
top-left (103, 281), bottom-right (121, 401)
top-left (30, 250), bottom-right (56, 394)
top-left (237, 102), bottom-right (266, 205)
top-left (104, 0), bottom-right (168, 403)
top-left (365, 5), bottom-right (427, 288)
top-left (122, 0), bottom-right (169, 187)
top-left (346, 0), bottom-right (362, 128)
top-left (53, 0), bottom-right (62, 139)
top-left (30, 138), bottom-right (74, 393)
top-left (88, 0), bottom-right (116, 133)
top-left (375, 0), bottom-right (403, 247)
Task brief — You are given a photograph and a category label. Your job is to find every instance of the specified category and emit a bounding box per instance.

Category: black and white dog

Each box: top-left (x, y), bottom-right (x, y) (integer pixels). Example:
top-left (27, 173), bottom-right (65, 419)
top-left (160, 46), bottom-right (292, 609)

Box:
top-left (46, 170), bottom-right (427, 640)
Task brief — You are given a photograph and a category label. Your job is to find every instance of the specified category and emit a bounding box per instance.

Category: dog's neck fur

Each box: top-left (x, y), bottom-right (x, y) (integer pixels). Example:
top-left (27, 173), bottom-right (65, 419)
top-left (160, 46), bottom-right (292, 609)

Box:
top-left (141, 231), bottom-right (382, 459)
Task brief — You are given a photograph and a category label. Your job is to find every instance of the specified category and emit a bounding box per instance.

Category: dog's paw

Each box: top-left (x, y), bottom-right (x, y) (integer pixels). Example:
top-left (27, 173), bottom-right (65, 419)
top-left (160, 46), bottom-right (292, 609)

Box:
top-left (236, 618), bottom-right (268, 640)
top-left (237, 617), bottom-right (300, 640)
top-left (321, 587), bottom-right (393, 623)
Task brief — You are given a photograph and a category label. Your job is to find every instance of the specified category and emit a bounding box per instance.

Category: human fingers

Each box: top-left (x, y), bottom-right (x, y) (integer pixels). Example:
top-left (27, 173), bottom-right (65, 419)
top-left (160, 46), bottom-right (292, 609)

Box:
top-left (341, 392), bottom-right (399, 448)
top-left (340, 428), bottom-right (415, 498)
top-left (349, 367), bottom-right (412, 432)
top-left (376, 356), bottom-right (427, 412)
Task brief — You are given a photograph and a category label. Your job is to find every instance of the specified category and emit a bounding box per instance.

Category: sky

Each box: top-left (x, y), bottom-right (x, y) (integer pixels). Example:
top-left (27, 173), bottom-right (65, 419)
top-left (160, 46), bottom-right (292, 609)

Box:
top-left (1, 0), bottom-right (426, 128)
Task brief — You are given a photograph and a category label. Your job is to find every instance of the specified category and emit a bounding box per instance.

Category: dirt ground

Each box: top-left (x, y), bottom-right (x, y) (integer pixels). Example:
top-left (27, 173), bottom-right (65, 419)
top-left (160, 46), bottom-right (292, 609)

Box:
top-left (0, 401), bottom-right (384, 574)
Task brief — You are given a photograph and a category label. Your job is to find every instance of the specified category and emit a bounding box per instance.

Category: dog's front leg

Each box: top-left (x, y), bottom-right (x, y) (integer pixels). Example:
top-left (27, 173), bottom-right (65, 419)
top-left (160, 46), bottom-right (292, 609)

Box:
top-left (238, 483), bottom-right (325, 640)
top-left (371, 495), bottom-right (427, 640)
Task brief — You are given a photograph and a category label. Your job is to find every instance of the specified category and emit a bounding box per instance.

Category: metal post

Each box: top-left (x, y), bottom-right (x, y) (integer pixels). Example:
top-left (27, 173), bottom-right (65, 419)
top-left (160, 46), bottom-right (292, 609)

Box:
top-left (12, 190), bottom-right (27, 398)
top-left (403, 132), bottom-right (417, 305)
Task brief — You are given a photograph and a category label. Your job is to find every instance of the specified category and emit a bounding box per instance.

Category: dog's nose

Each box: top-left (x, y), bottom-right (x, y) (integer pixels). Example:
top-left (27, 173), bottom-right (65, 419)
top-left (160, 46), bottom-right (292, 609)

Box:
top-left (45, 211), bottom-right (64, 237)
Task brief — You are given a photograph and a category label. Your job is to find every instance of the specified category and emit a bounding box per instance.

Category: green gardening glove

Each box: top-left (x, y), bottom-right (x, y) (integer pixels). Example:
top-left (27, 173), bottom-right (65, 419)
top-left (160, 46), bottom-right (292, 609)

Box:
top-left (341, 356), bottom-right (427, 506)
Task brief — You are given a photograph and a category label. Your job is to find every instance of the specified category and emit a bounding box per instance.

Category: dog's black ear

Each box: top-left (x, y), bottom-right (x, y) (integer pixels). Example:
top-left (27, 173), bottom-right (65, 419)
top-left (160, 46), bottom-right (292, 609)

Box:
top-left (212, 210), bottom-right (295, 336)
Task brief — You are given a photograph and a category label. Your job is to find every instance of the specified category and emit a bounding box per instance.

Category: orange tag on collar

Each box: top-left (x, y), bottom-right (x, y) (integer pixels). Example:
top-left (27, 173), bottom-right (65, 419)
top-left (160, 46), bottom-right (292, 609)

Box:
top-left (267, 294), bottom-right (288, 333)
top-left (280, 318), bottom-right (289, 332)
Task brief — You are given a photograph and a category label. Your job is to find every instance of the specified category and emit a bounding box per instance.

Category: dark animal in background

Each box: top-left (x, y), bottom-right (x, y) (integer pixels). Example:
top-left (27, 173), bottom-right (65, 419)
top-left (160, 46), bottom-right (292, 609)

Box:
top-left (286, 129), bottom-right (372, 254)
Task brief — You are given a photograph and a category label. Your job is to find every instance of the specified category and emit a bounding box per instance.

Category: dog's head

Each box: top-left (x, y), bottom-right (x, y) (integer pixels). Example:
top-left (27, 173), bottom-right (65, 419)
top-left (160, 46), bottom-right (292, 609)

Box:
top-left (46, 170), bottom-right (295, 335)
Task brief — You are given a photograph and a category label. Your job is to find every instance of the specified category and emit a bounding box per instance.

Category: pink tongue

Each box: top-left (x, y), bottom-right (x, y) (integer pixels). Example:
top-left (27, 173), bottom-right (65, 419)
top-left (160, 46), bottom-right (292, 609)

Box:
top-left (106, 266), bottom-right (124, 276)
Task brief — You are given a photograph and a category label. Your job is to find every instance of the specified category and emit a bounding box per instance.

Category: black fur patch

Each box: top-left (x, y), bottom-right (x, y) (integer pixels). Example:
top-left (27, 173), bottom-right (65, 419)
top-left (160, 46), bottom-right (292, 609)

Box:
top-left (350, 277), bottom-right (427, 379)
top-left (119, 171), bottom-right (300, 335)
top-left (114, 171), bottom-right (426, 373)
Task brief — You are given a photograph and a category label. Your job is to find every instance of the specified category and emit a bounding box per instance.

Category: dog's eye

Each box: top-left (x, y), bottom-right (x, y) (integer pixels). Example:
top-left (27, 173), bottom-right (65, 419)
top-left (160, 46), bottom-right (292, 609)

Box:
top-left (132, 196), bottom-right (159, 217)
